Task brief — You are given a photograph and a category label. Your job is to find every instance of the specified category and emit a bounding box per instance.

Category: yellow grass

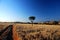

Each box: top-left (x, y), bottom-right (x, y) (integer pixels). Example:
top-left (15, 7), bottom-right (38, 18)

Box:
top-left (0, 23), bottom-right (60, 40)
top-left (13, 24), bottom-right (60, 40)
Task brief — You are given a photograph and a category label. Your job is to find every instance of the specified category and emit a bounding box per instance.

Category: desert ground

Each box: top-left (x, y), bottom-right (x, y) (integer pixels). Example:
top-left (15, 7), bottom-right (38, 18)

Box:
top-left (0, 23), bottom-right (60, 40)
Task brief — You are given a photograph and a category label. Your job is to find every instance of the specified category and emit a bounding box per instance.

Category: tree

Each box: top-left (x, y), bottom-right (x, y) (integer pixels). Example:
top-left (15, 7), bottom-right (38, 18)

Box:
top-left (53, 21), bottom-right (58, 25)
top-left (29, 16), bottom-right (35, 26)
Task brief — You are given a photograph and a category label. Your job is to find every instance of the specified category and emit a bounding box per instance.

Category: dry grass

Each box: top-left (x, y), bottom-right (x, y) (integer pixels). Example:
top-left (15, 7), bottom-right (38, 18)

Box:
top-left (0, 23), bottom-right (60, 40)
top-left (0, 25), bottom-right (9, 31)
top-left (13, 24), bottom-right (60, 40)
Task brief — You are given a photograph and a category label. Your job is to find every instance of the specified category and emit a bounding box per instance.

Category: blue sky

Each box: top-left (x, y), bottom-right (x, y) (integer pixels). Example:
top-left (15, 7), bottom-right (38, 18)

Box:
top-left (0, 0), bottom-right (60, 22)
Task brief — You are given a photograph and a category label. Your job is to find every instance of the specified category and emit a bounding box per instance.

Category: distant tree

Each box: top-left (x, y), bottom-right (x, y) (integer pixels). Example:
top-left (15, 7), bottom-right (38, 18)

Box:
top-left (53, 21), bottom-right (58, 25)
top-left (29, 16), bottom-right (36, 26)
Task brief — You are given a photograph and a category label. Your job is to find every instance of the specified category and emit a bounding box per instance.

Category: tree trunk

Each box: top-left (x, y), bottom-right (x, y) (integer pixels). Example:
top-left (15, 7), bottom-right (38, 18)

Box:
top-left (31, 21), bottom-right (33, 26)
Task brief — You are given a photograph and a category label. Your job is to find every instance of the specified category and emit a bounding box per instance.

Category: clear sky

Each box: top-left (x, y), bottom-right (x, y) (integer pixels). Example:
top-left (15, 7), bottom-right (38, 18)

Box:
top-left (0, 0), bottom-right (60, 22)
